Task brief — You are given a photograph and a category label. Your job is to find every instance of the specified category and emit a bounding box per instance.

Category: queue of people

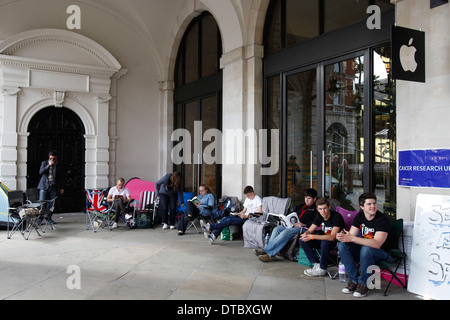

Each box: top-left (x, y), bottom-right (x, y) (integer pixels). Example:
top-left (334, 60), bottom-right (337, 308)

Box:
top-left (38, 150), bottom-right (394, 299)
top-left (135, 171), bottom-right (396, 298)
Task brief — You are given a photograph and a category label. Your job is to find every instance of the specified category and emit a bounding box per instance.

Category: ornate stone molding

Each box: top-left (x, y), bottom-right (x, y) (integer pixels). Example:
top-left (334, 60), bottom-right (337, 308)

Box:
top-left (1, 87), bottom-right (21, 96)
top-left (55, 91), bottom-right (66, 107)
top-left (0, 29), bottom-right (122, 71)
top-left (96, 95), bottom-right (113, 103)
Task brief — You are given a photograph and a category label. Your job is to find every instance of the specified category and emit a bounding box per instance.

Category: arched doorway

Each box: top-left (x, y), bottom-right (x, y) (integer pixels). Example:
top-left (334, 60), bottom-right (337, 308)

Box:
top-left (27, 107), bottom-right (86, 213)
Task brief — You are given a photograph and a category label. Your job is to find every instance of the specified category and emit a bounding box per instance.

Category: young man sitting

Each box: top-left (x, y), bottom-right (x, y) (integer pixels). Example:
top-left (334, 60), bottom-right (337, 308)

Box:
top-left (201, 186), bottom-right (262, 245)
top-left (299, 197), bottom-right (345, 276)
top-left (336, 193), bottom-right (395, 298)
top-left (255, 188), bottom-right (318, 262)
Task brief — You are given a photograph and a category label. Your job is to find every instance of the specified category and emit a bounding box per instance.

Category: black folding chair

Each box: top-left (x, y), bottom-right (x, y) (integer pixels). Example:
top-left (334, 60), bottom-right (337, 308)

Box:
top-left (7, 190), bottom-right (42, 240)
top-left (378, 218), bottom-right (408, 296)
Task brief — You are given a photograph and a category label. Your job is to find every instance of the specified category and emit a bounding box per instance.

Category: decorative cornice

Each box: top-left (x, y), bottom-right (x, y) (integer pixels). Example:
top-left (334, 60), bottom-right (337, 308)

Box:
top-left (0, 54), bottom-right (118, 77)
top-left (0, 29), bottom-right (122, 71)
top-left (1, 87), bottom-right (21, 96)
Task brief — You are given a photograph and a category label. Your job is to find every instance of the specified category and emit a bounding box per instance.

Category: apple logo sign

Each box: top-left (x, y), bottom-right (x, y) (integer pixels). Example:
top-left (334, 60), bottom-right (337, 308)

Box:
top-left (391, 25), bottom-right (425, 82)
top-left (400, 38), bottom-right (418, 72)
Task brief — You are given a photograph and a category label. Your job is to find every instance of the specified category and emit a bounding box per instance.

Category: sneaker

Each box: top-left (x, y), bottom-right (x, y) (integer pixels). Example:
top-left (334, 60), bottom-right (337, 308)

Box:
top-left (353, 283), bottom-right (369, 298)
top-left (258, 254), bottom-right (276, 262)
top-left (200, 220), bottom-right (211, 239)
top-left (162, 223), bottom-right (169, 229)
top-left (207, 234), bottom-right (216, 245)
top-left (253, 248), bottom-right (266, 257)
top-left (169, 225), bottom-right (176, 230)
top-left (304, 264), bottom-right (326, 277)
top-left (342, 281), bottom-right (357, 294)
top-left (111, 222), bottom-right (118, 229)
top-left (200, 220), bottom-right (210, 233)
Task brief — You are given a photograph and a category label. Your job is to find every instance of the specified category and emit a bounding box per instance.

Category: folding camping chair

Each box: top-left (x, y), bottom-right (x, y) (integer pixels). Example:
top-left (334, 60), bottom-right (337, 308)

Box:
top-left (7, 190), bottom-right (42, 240)
top-left (377, 218), bottom-right (408, 296)
top-left (25, 188), bottom-right (57, 233)
top-left (85, 189), bottom-right (116, 232)
top-left (186, 194), bottom-right (216, 233)
top-left (135, 191), bottom-right (159, 227)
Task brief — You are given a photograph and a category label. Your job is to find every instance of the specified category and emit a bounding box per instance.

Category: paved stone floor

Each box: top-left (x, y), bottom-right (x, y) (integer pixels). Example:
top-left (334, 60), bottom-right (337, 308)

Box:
top-left (0, 212), bottom-right (422, 301)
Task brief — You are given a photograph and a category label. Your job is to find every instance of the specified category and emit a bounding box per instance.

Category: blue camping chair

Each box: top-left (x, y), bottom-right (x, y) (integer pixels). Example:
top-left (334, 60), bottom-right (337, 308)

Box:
top-left (176, 192), bottom-right (194, 217)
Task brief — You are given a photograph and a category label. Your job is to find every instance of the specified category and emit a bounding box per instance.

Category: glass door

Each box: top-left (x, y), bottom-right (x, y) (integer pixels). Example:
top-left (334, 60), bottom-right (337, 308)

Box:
top-left (285, 68), bottom-right (317, 208)
top-left (324, 54), bottom-right (365, 211)
top-left (283, 53), bottom-right (365, 211)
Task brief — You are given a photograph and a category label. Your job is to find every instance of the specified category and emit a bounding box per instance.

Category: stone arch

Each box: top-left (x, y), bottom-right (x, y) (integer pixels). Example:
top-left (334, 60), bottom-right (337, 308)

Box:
top-left (0, 28), bottom-right (121, 190)
top-left (19, 98), bottom-right (96, 137)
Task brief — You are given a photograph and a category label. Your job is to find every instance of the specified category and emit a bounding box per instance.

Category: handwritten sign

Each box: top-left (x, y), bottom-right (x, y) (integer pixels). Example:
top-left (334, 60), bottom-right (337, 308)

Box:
top-left (408, 194), bottom-right (450, 299)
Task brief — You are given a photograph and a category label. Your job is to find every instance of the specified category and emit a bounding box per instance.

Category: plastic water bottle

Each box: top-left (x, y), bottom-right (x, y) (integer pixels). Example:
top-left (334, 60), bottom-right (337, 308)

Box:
top-left (338, 261), bottom-right (346, 283)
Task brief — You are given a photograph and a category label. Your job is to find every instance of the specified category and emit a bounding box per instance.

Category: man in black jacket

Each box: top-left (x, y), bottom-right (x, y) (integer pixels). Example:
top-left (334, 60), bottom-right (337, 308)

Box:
top-left (37, 150), bottom-right (65, 223)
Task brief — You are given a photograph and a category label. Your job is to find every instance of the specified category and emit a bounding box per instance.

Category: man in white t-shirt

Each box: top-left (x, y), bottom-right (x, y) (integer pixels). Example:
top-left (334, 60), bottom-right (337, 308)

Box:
top-left (107, 178), bottom-right (131, 229)
top-left (201, 186), bottom-right (262, 244)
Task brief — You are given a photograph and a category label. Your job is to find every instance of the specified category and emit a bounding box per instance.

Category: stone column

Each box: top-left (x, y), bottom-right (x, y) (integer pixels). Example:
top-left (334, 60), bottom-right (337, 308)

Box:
top-left (220, 45), bottom-right (264, 197)
top-left (0, 87), bottom-right (21, 190)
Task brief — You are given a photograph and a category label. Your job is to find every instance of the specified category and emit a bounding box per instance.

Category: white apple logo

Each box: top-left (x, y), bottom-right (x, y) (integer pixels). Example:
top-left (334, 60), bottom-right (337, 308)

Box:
top-left (399, 38), bottom-right (418, 72)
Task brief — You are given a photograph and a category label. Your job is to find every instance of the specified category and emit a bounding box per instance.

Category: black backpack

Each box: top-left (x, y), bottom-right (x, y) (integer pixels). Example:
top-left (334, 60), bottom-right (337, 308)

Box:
top-left (136, 212), bottom-right (152, 229)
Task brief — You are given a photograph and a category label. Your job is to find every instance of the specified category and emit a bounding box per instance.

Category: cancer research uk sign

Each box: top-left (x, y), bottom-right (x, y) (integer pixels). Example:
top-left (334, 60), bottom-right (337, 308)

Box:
top-left (398, 149), bottom-right (450, 189)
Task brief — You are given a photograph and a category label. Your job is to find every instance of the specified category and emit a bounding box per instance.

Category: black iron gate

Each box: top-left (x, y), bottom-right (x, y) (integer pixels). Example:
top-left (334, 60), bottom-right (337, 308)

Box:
top-left (27, 107), bottom-right (86, 213)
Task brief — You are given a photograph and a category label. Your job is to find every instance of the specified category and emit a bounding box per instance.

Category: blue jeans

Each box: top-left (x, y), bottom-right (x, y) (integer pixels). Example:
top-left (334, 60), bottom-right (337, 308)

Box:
top-left (210, 216), bottom-right (246, 238)
top-left (264, 225), bottom-right (301, 257)
top-left (39, 186), bottom-right (57, 210)
top-left (337, 242), bottom-right (394, 285)
top-left (300, 238), bottom-right (337, 270)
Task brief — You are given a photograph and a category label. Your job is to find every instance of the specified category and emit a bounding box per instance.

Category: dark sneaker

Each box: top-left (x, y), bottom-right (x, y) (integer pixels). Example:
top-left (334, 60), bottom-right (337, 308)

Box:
top-left (258, 254), bottom-right (276, 262)
top-left (353, 282), bottom-right (369, 298)
top-left (253, 248), bottom-right (266, 256)
top-left (341, 281), bottom-right (357, 294)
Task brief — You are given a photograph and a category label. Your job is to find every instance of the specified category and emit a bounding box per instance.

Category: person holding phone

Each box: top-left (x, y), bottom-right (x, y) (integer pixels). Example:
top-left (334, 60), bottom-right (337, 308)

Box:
top-left (37, 150), bottom-right (65, 225)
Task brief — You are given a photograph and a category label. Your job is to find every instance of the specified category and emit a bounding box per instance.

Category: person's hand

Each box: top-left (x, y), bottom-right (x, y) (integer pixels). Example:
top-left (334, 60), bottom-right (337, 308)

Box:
top-left (336, 229), bottom-right (351, 243)
top-left (300, 233), bottom-right (312, 242)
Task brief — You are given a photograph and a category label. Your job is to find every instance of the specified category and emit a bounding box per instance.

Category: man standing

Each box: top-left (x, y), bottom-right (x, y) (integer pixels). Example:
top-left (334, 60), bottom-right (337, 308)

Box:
top-left (38, 150), bottom-right (64, 224)
top-left (336, 193), bottom-right (395, 298)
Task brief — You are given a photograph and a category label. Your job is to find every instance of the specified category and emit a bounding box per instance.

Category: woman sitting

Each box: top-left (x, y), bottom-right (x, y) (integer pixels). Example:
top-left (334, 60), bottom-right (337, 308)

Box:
top-left (177, 185), bottom-right (214, 236)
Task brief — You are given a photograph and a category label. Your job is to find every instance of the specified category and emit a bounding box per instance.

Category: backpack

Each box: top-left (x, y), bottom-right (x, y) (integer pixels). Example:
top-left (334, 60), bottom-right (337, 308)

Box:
top-left (211, 197), bottom-right (234, 219)
top-left (136, 212), bottom-right (152, 229)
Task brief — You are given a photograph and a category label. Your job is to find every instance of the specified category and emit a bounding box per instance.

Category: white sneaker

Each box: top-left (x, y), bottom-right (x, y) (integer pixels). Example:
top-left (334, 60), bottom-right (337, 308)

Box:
top-left (169, 225), bottom-right (176, 230)
top-left (200, 220), bottom-right (211, 239)
top-left (208, 234), bottom-right (216, 245)
top-left (304, 263), bottom-right (326, 277)
top-left (162, 223), bottom-right (169, 229)
top-left (111, 222), bottom-right (118, 229)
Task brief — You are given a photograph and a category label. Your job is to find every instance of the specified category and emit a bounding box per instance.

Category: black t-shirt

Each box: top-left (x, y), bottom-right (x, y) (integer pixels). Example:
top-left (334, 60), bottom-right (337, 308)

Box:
top-left (297, 203), bottom-right (318, 228)
top-left (352, 211), bottom-right (396, 252)
top-left (312, 210), bottom-right (346, 235)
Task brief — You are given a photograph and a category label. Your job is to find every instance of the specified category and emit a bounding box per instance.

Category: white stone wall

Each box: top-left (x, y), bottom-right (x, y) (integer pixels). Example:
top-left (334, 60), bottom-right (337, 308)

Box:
top-left (396, 0), bottom-right (450, 221)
